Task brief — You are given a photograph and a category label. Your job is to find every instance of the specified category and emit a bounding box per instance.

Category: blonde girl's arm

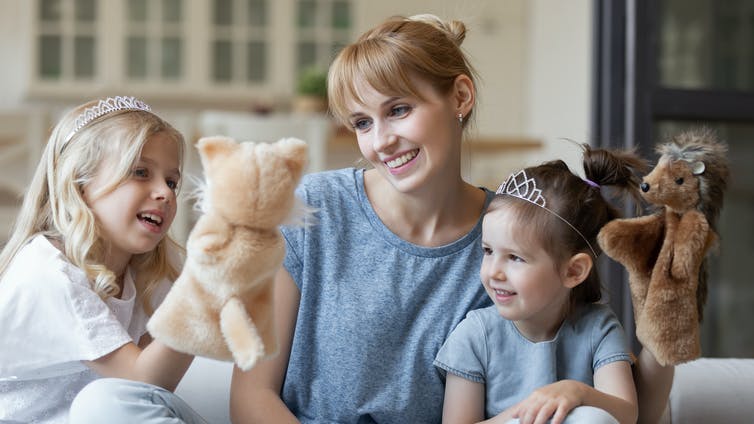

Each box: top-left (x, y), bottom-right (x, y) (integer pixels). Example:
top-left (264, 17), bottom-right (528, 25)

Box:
top-left (504, 361), bottom-right (637, 424)
top-left (442, 373), bottom-right (486, 424)
top-left (229, 267), bottom-right (300, 424)
top-left (84, 339), bottom-right (193, 392)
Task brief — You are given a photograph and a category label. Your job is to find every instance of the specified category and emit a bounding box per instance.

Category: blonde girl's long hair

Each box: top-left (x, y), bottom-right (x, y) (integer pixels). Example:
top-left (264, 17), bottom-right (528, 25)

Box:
top-left (0, 100), bottom-right (185, 314)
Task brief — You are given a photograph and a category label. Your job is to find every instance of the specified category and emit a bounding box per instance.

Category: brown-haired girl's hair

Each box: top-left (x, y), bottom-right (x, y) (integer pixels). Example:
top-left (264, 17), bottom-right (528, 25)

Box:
top-left (490, 144), bottom-right (647, 317)
top-left (327, 14), bottom-right (477, 127)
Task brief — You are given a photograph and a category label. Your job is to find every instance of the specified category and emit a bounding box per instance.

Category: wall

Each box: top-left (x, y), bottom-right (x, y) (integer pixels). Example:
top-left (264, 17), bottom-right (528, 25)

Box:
top-left (0, 1), bottom-right (31, 109)
top-left (356, 0), bottom-right (593, 176)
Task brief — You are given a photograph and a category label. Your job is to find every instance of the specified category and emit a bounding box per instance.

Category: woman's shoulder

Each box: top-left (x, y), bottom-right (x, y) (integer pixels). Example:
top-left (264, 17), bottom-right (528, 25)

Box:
top-left (296, 167), bottom-right (363, 204)
top-left (299, 167), bottom-right (359, 190)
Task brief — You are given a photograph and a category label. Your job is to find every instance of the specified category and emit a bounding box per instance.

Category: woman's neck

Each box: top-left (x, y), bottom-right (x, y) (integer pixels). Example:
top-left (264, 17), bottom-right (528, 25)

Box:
top-left (364, 170), bottom-right (486, 247)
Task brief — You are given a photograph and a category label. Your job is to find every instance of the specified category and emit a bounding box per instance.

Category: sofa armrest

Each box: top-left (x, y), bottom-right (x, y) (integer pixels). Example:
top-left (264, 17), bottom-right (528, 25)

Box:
top-left (664, 357), bottom-right (754, 424)
top-left (175, 357), bottom-right (233, 424)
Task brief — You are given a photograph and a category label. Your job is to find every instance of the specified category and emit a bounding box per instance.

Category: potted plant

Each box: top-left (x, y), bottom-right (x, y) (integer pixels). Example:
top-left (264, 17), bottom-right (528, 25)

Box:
top-left (293, 66), bottom-right (328, 113)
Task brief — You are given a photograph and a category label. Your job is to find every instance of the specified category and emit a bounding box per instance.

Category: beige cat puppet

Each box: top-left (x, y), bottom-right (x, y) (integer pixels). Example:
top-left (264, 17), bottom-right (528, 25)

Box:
top-left (148, 136), bottom-right (308, 370)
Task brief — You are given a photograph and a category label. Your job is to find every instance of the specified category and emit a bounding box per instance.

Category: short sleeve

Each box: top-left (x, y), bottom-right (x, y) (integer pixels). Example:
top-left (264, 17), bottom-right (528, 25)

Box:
top-left (433, 311), bottom-right (488, 383)
top-left (281, 177), bottom-right (314, 290)
top-left (590, 306), bottom-right (633, 370)
top-left (0, 237), bottom-right (133, 380)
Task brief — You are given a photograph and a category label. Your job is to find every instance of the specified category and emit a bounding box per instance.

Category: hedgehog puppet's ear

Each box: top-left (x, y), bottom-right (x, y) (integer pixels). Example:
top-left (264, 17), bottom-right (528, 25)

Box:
top-left (690, 161), bottom-right (706, 176)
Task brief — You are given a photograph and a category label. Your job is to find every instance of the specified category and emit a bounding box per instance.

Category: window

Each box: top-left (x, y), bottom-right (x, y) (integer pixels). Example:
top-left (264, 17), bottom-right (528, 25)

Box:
top-left (37, 0), bottom-right (98, 80)
top-left (594, 0), bottom-right (754, 357)
top-left (30, 0), bottom-right (354, 99)
top-left (210, 0), bottom-right (269, 84)
top-left (125, 0), bottom-right (185, 81)
top-left (295, 0), bottom-right (351, 73)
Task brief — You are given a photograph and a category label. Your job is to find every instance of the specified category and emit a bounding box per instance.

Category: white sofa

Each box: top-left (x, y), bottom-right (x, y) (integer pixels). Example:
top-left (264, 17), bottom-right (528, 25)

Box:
top-left (176, 357), bottom-right (754, 424)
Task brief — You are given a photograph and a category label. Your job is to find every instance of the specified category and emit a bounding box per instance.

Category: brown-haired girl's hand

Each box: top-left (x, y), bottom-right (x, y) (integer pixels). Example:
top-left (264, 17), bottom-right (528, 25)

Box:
top-left (508, 380), bottom-right (585, 424)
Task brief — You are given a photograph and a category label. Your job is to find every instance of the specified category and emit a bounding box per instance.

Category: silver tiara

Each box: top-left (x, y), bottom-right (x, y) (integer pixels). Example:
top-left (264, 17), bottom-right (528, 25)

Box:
top-left (496, 169), bottom-right (598, 258)
top-left (496, 169), bottom-right (547, 207)
top-left (63, 96), bottom-right (152, 145)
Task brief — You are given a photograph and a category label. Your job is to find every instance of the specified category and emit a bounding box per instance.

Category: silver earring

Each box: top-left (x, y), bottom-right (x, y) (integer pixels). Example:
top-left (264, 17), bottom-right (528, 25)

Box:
top-left (457, 113), bottom-right (464, 125)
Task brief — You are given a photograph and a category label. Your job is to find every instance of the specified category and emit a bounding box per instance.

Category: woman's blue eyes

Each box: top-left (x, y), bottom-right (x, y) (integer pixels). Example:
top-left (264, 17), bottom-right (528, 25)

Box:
top-left (351, 105), bottom-right (412, 131)
top-left (389, 105), bottom-right (410, 117)
top-left (352, 118), bottom-right (371, 131)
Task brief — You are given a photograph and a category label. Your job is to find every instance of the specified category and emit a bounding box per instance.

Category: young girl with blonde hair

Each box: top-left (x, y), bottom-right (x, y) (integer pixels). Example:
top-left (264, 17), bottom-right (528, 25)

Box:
top-left (0, 96), bottom-right (202, 423)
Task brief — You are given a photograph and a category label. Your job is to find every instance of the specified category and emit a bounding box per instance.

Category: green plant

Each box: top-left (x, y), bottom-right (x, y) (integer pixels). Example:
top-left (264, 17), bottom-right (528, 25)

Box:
top-left (296, 67), bottom-right (328, 98)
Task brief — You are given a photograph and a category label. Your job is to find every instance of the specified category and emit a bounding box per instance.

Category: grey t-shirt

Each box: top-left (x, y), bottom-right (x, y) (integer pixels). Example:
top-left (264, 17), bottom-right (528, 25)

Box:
top-left (280, 168), bottom-right (492, 423)
top-left (433, 303), bottom-right (632, 418)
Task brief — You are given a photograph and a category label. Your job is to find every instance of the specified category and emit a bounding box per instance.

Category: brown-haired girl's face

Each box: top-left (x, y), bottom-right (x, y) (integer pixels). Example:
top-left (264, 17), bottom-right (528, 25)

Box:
top-left (83, 132), bottom-right (180, 268)
top-left (345, 75), bottom-right (460, 193)
top-left (479, 206), bottom-right (572, 341)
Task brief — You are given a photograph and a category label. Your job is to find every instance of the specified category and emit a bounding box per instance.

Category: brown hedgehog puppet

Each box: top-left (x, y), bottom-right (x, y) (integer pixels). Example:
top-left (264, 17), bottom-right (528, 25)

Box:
top-left (598, 128), bottom-right (729, 366)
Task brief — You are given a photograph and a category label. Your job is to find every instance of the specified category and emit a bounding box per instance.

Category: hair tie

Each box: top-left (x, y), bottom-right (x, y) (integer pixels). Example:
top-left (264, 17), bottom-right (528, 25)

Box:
top-left (583, 178), bottom-right (600, 188)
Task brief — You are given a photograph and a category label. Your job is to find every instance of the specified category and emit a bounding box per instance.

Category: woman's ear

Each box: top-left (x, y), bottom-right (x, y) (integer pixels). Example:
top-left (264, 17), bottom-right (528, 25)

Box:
top-left (562, 252), bottom-right (593, 288)
top-left (452, 74), bottom-right (475, 118)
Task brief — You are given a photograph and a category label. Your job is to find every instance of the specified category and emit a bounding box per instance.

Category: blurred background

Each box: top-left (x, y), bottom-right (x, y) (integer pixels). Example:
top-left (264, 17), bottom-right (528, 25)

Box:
top-left (0, 0), bottom-right (752, 359)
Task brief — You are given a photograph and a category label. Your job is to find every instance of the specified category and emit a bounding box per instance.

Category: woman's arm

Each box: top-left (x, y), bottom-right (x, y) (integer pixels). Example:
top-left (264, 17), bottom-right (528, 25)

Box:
top-left (442, 373), bottom-right (486, 424)
top-left (84, 339), bottom-right (193, 392)
top-left (634, 348), bottom-right (674, 424)
top-left (230, 267), bottom-right (301, 424)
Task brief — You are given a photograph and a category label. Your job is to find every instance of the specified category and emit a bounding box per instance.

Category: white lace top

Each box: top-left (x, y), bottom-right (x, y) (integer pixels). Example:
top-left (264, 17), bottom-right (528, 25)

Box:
top-left (0, 235), bottom-right (170, 423)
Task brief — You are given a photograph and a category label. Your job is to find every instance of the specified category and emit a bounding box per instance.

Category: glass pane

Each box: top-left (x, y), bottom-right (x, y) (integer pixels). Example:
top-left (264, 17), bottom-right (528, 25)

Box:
top-left (127, 36), bottom-right (148, 78)
top-left (297, 0), bottom-right (316, 28)
top-left (75, 0), bottom-right (96, 22)
top-left (246, 41), bottom-right (266, 81)
top-left (40, 0), bottom-right (61, 21)
top-left (248, 0), bottom-right (267, 26)
top-left (330, 41), bottom-right (345, 61)
top-left (161, 37), bottom-right (182, 79)
top-left (128, 0), bottom-right (147, 22)
top-left (214, 0), bottom-right (232, 25)
top-left (213, 40), bottom-right (232, 81)
top-left (297, 41), bottom-right (316, 69)
top-left (332, 1), bottom-right (350, 29)
top-left (163, 0), bottom-right (182, 22)
top-left (74, 36), bottom-right (95, 78)
top-left (659, 0), bottom-right (754, 91)
top-left (39, 35), bottom-right (62, 78)
top-left (654, 120), bottom-right (754, 357)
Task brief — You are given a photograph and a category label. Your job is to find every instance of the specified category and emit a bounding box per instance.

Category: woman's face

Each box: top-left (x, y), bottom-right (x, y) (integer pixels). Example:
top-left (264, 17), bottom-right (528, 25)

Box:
top-left (344, 76), bottom-right (463, 194)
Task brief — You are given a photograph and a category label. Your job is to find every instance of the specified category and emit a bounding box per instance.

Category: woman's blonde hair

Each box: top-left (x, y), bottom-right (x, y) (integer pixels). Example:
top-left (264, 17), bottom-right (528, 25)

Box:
top-left (328, 14), bottom-right (477, 128)
top-left (0, 98), bottom-right (185, 314)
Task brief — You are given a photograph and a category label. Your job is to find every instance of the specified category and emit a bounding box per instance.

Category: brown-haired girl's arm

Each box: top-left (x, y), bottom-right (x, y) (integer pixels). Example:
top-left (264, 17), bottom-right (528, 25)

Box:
top-left (229, 267), bottom-right (300, 424)
top-left (501, 361), bottom-right (637, 424)
top-left (634, 348), bottom-right (674, 424)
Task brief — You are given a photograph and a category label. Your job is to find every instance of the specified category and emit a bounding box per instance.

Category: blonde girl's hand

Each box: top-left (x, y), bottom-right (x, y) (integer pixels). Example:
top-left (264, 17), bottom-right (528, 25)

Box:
top-left (509, 380), bottom-right (587, 424)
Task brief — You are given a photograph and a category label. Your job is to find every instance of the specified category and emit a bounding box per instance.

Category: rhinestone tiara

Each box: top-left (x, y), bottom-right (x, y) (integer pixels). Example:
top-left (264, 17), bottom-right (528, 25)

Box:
top-left (63, 96), bottom-right (152, 145)
top-left (496, 169), bottom-right (547, 207)
top-left (495, 169), bottom-right (598, 258)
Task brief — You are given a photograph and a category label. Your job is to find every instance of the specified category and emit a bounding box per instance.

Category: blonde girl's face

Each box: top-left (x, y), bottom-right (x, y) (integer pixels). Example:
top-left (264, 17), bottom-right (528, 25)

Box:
top-left (83, 132), bottom-right (180, 266)
top-left (345, 76), bottom-right (461, 194)
top-left (479, 207), bottom-right (572, 341)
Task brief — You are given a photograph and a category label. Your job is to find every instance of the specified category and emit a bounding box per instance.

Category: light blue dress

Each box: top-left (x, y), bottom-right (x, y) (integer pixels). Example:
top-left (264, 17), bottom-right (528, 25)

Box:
top-left (434, 303), bottom-right (632, 420)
